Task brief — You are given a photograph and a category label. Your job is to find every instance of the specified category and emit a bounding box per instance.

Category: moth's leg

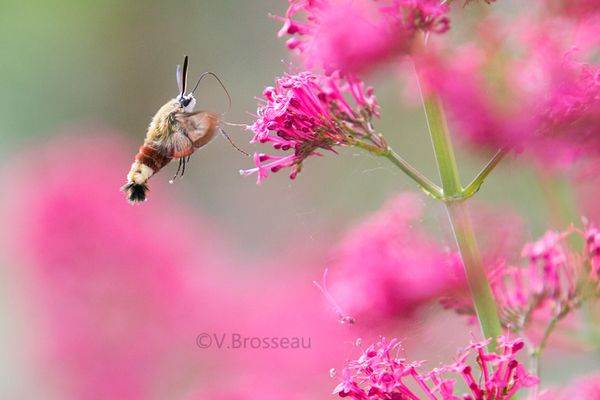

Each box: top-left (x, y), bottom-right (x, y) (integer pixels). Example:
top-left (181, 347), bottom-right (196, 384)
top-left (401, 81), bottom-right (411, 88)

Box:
top-left (180, 155), bottom-right (187, 177)
top-left (170, 157), bottom-right (183, 183)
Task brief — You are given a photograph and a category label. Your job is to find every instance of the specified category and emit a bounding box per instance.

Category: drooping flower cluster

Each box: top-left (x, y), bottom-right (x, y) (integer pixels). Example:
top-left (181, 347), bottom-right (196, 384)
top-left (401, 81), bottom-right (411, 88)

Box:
top-left (333, 336), bottom-right (538, 399)
top-left (277, 0), bottom-right (450, 74)
top-left (416, 10), bottom-right (600, 164)
top-left (241, 71), bottom-right (380, 183)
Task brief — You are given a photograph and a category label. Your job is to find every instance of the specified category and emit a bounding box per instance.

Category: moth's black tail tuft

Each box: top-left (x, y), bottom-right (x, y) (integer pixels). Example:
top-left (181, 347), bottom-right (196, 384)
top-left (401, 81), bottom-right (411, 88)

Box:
top-left (121, 182), bottom-right (149, 204)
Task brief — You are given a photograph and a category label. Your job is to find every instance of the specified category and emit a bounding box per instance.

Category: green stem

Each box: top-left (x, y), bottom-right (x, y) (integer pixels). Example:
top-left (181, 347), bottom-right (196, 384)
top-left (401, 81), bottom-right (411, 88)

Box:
top-left (422, 94), bottom-right (503, 349)
top-left (423, 95), bottom-right (462, 197)
top-left (530, 305), bottom-right (570, 397)
top-left (353, 140), bottom-right (443, 199)
top-left (535, 315), bottom-right (560, 358)
top-left (446, 202), bottom-right (504, 347)
top-left (463, 148), bottom-right (509, 199)
top-left (354, 73), bottom-right (505, 348)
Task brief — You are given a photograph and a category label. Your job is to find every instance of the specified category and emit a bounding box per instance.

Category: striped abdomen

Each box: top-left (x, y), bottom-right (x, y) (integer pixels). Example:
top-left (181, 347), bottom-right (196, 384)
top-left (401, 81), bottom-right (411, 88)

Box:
top-left (122, 144), bottom-right (171, 203)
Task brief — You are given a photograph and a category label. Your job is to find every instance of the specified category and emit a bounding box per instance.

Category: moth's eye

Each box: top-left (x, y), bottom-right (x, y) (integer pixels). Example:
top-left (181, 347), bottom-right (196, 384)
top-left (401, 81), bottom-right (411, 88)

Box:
top-left (180, 97), bottom-right (191, 107)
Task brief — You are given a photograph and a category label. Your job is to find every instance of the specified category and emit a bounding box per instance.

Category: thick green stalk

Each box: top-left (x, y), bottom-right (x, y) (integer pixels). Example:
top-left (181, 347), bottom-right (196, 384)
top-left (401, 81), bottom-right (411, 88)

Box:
top-left (446, 201), bottom-right (503, 347)
top-left (422, 94), bottom-right (503, 348)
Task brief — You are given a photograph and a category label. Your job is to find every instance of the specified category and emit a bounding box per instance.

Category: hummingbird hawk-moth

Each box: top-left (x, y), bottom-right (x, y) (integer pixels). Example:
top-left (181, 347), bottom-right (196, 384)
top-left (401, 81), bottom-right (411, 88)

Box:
top-left (122, 56), bottom-right (228, 203)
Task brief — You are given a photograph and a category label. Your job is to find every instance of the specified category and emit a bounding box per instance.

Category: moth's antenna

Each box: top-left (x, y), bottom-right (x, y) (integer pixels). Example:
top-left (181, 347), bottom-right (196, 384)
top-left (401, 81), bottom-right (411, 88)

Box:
top-left (176, 66), bottom-right (183, 96)
top-left (191, 72), bottom-right (232, 115)
top-left (219, 128), bottom-right (249, 157)
top-left (176, 56), bottom-right (189, 97)
top-left (181, 56), bottom-right (189, 95)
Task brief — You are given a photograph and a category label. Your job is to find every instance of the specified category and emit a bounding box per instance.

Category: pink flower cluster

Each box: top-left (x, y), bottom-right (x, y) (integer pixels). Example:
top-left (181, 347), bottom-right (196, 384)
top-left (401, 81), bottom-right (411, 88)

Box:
top-left (241, 71), bottom-right (379, 183)
top-left (327, 193), bottom-right (463, 321)
top-left (417, 13), bottom-right (600, 164)
top-left (333, 336), bottom-right (538, 400)
top-left (443, 221), bottom-right (600, 338)
top-left (520, 230), bottom-right (572, 301)
top-left (277, 0), bottom-right (450, 74)
top-left (486, 224), bottom-right (600, 331)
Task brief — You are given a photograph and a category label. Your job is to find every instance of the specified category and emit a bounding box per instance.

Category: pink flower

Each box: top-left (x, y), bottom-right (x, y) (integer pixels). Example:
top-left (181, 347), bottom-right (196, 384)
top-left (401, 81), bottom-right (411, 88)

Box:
top-left (277, 0), bottom-right (449, 74)
top-left (326, 193), bottom-right (464, 321)
top-left (521, 230), bottom-right (570, 300)
top-left (416, 14), bottom-right (600, 164)
top-left (241, 71), bottom-right (379, 183)
top-left (333, 336), bottom-right (538, 399)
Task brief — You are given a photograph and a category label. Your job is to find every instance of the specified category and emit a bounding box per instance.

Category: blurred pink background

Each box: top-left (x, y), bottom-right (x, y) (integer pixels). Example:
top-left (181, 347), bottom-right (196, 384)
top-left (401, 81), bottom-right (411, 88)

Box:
top-left (1, 0), bottom-right (599, 398)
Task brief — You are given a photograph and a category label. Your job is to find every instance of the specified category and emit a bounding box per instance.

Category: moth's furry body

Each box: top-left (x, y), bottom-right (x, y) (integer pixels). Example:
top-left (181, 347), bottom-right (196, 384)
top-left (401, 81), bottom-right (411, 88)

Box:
top-left (122, 57), bottom-right (220, 204)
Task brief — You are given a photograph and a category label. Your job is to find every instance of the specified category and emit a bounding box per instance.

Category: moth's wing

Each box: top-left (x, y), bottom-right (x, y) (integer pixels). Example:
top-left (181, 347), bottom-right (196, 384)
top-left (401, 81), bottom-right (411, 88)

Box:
top-left (177, 111), bottom-right (220, 147)
top-left (159, 111), bottom-right (220, 159)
